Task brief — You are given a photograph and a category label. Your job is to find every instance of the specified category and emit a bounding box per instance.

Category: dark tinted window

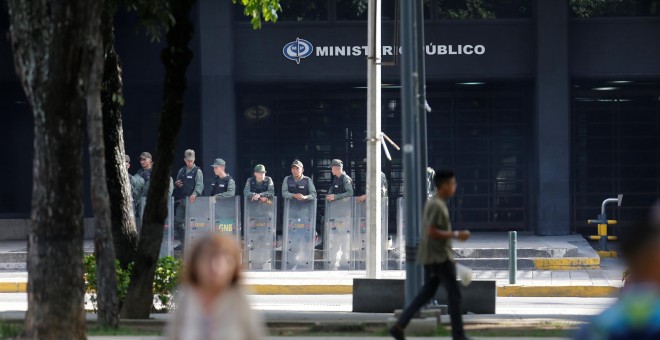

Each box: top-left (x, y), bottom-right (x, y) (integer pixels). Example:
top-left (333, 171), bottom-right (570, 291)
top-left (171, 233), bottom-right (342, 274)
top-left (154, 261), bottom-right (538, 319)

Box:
top-left (571, 0), bottom-right (660, 17)
top-left (437, 0), bottom-right (531, 19)
top-left (337, 0), bottom-right (431, 20)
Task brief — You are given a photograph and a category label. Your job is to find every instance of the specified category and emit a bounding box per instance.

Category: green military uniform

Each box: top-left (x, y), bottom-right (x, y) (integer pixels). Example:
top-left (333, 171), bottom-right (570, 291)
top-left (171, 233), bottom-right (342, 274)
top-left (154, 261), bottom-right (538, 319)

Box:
top-left (141, 176), bottom-right (174, 198)
top-left (173, 150), bottom-right (204, 249)
top-left (244, 164), bottom-right (275, 199)
top-left (282, 179), bottom-right (317, 201)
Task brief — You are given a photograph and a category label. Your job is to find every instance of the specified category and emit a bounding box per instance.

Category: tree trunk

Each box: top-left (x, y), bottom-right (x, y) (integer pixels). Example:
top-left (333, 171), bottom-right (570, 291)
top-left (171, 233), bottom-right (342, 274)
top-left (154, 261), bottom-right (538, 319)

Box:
top-left (88, 6), bottom-right (119, 328)
top-left (120, 0), bottom-right (196, 319)
top-left (7, 0), bottom-right (104, 338)
top-left (101, 5), bottom-right (139, 270)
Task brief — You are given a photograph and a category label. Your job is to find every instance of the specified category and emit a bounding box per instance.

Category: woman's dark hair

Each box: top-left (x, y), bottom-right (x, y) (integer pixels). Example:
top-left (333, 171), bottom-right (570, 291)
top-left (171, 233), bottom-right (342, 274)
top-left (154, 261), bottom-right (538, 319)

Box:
top-left (182, 234), bottom-right (242, 287)
top-left (434, 170), bottom-right (455, 188)
top-left (620, 203), bottom-right (660, 264)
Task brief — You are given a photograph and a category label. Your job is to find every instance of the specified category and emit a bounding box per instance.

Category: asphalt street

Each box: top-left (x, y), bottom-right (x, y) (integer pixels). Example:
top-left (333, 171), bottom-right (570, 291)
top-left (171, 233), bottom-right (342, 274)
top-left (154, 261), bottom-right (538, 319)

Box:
top-left (0, 293), bottom-right (615, 316)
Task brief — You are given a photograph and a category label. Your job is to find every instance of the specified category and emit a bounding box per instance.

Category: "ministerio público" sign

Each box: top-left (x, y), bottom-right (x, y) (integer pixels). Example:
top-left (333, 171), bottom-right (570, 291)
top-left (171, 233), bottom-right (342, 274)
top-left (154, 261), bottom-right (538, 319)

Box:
top-left (283, 37), bottom-right (485, 64)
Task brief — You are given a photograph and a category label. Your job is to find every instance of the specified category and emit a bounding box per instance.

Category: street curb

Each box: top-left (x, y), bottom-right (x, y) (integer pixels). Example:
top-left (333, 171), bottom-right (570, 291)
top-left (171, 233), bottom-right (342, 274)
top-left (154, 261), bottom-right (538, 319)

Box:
top-left (246, 284), bottom-right (619, 297)
top-left (0, 281), bottom-right (27, 293)
top-left (0, 282), bottom-right (619, 297)
top-left (497, 285), bottom-right (618, 297)
top-left (532, 257), bottom-right (600, 270)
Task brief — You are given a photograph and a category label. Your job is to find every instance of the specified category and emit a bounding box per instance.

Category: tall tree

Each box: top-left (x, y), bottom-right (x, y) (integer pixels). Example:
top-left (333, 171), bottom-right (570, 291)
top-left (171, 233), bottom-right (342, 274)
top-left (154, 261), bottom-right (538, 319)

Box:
top-left (120, 0), bottom-right (282, 318)
top-left (7, 0), bottom-right (104, 338)
top-left (88, 2), bottom-right (119, 328)
top-left (102, 2), bottom-right (139, 270)
top-left (120, 0), bottom-right (197, 318)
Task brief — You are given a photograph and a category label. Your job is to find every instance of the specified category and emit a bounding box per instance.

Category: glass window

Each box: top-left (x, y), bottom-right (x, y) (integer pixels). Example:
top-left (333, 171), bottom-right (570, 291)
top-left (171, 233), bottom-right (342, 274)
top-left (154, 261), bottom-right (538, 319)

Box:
top-left (437, 0), bottom-right (531, 20)
top-left (279, 0), bottom-right (328, 21)
top-left (570, 0), bottom-right (660, 17)
top-left (337, 0), bottom-right (431, 20)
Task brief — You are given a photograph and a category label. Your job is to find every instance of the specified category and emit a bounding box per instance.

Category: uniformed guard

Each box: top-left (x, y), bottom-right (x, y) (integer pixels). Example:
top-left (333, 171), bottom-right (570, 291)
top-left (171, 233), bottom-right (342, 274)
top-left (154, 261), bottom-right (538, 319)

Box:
top-left (209, 158), bottom-right (235, 198)
top-left (357, 158), bottom-right (388, 202)
top-left (138, 151), bottom-right (174, 198)
top-left (244, 164), bottom-right (275, 202)
top-left (125, 154), bottom-right (145, 216)
top-left (173, 149), bottom-right (204, 250)
top-left (282, 160), bottom-right (317, 201)
top-left (326, 159), bottom-right (354, 202)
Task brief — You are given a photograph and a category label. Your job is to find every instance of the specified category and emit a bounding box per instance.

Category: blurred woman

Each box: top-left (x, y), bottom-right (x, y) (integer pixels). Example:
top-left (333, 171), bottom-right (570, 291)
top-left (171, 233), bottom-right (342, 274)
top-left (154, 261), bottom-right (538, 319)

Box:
top-left (168, 235), bottom-right (264, 340)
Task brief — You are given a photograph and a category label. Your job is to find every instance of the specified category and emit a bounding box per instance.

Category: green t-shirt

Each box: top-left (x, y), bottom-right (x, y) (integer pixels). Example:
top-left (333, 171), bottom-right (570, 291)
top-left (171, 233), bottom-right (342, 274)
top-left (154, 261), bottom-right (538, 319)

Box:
top-left (417, 197), bottom-right (453, 265)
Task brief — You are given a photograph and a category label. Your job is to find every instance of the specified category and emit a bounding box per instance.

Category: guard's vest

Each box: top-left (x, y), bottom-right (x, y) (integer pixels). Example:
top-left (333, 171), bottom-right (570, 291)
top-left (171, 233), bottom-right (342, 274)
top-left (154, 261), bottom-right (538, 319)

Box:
top-left (211, 175), bottom-right (233, 195)
top-left (331, 173), bottom-right (347, 194)
top-left (175, 166), bottom-right (199, 199)
top-left (287, 176), bottom-right (310, 195)
top-left (138, 168), bottom-right (151, 183)
top-left (249, 176), bottom-right (271, 194)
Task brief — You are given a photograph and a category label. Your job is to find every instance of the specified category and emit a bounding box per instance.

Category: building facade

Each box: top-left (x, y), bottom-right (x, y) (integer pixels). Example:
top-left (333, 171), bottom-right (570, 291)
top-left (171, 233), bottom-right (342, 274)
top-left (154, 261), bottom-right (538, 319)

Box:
top-left (1, 0), bottom-right (659, 237)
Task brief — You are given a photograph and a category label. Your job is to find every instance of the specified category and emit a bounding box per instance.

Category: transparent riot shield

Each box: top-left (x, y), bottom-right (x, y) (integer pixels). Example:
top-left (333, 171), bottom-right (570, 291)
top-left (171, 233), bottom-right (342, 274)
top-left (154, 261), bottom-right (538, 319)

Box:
top-left (324, 197), bottom-right (354, 270)
top-left (140, 197), bottom-right (174, 258)
top-left (244, 197), bottom-right (277, 270)
top-left (214, 196), bottom-right (241, 243)
top-left (352, 199), bottom-right (389, 270)
top-left (185, 197), bottom-right (214, 252)
top-left (282, 198), bottom-right (316, 271)
top-left (396, 197), bottom-right (406, 270)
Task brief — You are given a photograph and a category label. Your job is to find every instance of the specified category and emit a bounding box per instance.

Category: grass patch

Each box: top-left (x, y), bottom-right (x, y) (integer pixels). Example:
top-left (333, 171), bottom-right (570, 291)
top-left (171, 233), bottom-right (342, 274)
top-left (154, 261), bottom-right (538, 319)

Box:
top-left (87, 326), bottom-right (161, 336)
top-left (0, 321), bottom-right (22, 338)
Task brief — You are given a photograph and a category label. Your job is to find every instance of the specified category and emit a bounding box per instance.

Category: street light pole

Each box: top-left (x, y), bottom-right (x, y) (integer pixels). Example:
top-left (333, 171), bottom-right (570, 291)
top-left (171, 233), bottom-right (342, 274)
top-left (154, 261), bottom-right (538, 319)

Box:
top-left (400, 0), bottom-right (423, 304)
top-left (366, 0), bottom-right (382, 279)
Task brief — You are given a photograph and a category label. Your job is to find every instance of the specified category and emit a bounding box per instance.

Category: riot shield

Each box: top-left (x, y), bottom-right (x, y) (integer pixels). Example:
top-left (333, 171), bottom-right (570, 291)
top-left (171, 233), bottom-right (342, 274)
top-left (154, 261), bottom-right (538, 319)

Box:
top-left (352, 199), bottom-right (389, 270)
top-left (139, 197), bottom-right (174, 258)
top-left (244, 197), bottom-right (277, 270)
top-left (185, 197), bottom-right (214, 252)
top-left (282, 198), bottom-right (316, 271)
top-left (214, 196), bottom-right (241, 243)
top-left (396, 197), bottom-right (406, 270)
top-left (323, 197), bottom-right (354, 270)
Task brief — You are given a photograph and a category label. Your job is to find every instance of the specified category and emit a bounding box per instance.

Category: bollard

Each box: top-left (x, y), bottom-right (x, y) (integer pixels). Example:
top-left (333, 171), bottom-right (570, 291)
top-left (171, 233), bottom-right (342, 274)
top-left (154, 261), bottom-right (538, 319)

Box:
top-left (509, 231), bottom-right (517, 284)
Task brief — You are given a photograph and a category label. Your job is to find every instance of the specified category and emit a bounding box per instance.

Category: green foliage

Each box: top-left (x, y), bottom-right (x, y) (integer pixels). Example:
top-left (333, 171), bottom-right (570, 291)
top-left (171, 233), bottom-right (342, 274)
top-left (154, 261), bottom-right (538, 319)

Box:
top-left (153, 256), bottom-right (183, 309)
top-left (83, 255), bottom-right (181, 312)
top-left (123, 0), bottom-right (175, 42)
top-left (0, 321), bottom-right (21, 338)
top-left (233, 0), bottom-right (283, 29)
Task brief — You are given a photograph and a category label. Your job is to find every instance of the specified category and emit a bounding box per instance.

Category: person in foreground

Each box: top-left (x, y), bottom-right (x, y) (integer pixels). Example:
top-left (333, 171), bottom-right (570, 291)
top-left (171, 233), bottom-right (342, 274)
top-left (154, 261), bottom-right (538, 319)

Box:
top-left (574, 203), bottom-right (660, 340)
top-left (167, 235), bottom-right (264, 340)
top-left (389, 170), bottom-right (471, 340)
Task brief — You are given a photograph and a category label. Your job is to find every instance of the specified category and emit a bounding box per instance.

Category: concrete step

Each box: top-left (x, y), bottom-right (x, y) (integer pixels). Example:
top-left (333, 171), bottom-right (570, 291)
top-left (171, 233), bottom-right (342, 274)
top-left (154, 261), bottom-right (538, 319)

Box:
top-left (453, 246), bottom-right (578, 259)
top-left (455, 257), bottom-right (600, 270)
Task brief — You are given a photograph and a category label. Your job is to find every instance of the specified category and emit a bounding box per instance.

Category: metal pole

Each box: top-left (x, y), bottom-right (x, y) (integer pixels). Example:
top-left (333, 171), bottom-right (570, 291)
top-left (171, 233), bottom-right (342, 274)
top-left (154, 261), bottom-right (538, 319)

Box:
top-left (365, 0), bottom-right (382, 279)
top-left (412, 0), bottom-right (428, 292)
top-left (400, 0), bottom-right (422, 305)
top-left (509, 231), bottom-right (517, 284)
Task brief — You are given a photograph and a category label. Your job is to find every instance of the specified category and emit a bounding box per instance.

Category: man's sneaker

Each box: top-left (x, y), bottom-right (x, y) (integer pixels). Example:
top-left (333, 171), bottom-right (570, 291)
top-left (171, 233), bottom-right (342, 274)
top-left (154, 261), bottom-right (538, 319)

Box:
top-left (388, 325), bottom-right (405, 340)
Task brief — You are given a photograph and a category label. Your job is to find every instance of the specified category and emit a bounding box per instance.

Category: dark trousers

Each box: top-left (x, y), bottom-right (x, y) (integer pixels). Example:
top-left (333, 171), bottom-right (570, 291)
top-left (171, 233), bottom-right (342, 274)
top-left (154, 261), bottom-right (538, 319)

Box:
top-left (397, 261), bottom-right (465, 340)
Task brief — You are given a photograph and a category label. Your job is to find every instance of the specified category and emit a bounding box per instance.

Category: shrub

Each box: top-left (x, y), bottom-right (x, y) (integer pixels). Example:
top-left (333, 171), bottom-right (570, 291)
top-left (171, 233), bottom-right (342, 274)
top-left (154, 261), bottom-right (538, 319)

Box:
top-left (83, 255), bottom-right (182, 312)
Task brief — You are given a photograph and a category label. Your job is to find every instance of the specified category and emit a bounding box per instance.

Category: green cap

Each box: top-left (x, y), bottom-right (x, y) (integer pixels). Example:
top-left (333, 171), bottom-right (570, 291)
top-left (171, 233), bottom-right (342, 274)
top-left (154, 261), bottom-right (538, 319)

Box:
top-left (254, 164), bottom-right (266, 173)
top-left (291, 160), bottom-right (303, 169)
top-left (125, 154), bottom-right (130, 163)
top-left (211, 158), bottom-right (226, 167)
top-left (140, 152), bottom-right (152, 160)
top-left (330, 159), bottom-right (343, 168)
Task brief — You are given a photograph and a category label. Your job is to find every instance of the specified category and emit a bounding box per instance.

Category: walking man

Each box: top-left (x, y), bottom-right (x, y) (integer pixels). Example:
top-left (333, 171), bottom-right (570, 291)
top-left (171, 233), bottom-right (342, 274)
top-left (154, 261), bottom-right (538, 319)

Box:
top-left (173, 149), bottom-right (204, 250)
top-left (325, 159), bottom-right (354, 202)
top-left (209, 158), bottom-right (236, 198)
top-left (389, 170), bottom-right (471, 340)
top-left (125, 155), bottom-right (145, 217)
top-left (244, 164), bottom-right (275, 202)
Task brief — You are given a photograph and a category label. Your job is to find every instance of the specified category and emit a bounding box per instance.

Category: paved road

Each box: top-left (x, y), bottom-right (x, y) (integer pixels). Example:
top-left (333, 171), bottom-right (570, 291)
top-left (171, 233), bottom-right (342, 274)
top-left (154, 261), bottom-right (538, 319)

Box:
top-left (0, 292), bottom-right (614, 317)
